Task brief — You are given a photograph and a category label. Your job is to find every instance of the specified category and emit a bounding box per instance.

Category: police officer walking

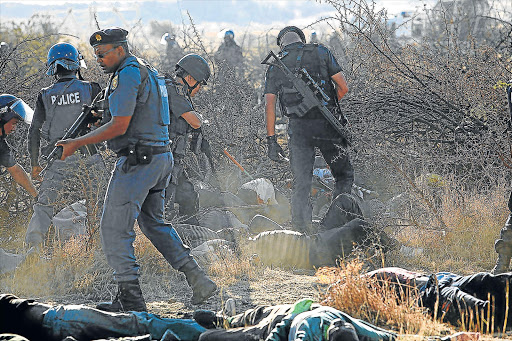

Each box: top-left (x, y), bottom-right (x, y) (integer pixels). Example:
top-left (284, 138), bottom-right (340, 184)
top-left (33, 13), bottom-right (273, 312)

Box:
top-left (215, 30), bottom-right (243, 78)
top-left (263, 26), bottom-right (353, 233)
top-left (165, 54), bottom-right (211, 225)
top-left (161, 33), bottom-right (185, 73)
top-left (0, 94), bottom-right (37, 199)
top-left (26, 42), bottom-right (104, 248)
top-left (57, 27), bottom-right (217, 311)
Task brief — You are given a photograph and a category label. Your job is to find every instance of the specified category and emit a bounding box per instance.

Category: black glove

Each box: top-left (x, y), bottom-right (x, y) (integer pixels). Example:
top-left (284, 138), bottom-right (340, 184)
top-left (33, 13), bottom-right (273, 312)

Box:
top-left (190, 128), bottom-right (202, 155)
top-left (267, 135), bottom-right (286, 162)
top-left (200, 137), bottom-right (212, 156)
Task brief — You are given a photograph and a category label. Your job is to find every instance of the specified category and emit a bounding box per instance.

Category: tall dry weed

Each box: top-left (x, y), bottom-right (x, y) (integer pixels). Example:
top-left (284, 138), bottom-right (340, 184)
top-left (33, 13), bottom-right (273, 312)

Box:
top-left (387, 182), bottom-right (508, 274)
top-left (208, 240), bottom-right (263, 287)
top-left (317, 260), bottom-right (448, 337)
top-left (4, 236), bottom-right (105, 298)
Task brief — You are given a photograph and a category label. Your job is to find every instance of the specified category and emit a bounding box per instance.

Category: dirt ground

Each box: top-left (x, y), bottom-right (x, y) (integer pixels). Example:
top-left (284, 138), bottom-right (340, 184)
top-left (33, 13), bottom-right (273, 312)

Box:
top-left (50, 267), bottom-right (325, 319)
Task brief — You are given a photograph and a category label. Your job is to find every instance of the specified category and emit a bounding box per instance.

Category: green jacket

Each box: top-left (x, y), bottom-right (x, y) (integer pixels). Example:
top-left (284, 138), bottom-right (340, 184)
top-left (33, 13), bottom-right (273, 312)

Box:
top-left (265, 305), bottom-right (396, 341)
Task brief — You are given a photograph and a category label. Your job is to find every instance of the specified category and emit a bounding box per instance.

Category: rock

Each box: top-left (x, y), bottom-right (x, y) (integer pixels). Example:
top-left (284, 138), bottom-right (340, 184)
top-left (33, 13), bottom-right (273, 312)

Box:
top-left (52, 200), bottom-right (88, 241)
top-left (191, 239), bottom-right (234, 263)
top-left (0, 248), bottom-right (27, 274)
top-left (237, 178), bottom-right (278, 205)
top-left (198, 209), bottom-right (248, 231)
top-left (249, 215), bottom-right (283, 234)
top-left (199, 189), bottom-right (247, 208)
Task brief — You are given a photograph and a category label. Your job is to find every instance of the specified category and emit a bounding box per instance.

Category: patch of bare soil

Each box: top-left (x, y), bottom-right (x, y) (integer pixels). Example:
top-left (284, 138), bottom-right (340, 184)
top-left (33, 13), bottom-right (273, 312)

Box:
top-left (146, 268), bottom-right (325, 319)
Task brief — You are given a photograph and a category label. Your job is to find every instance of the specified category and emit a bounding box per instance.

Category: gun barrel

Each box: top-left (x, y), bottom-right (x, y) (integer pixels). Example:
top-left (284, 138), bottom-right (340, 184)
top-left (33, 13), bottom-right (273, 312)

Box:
top-left (301, 68), bottom-right (330, 102)
top-left (262, 49), bottom-right (350, 145)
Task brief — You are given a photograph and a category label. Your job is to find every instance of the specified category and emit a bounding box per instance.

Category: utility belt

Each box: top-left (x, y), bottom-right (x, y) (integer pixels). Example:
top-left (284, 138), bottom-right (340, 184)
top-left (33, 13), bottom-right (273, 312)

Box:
top-left (117, 143), bottom-right (170, 165)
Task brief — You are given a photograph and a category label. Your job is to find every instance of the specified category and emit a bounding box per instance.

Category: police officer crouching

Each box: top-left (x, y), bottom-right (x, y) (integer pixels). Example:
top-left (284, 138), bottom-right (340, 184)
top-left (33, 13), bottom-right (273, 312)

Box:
top-left (164, 54), bottom-right (211, 225)
top-left (57, 27), bottom-right (217, 311)
top-left (263, 26), bottom-right (354, 233)
top-left (26, 42), bottom-right (104, 248)
top-left (0, 94), bottom-right (37, 199)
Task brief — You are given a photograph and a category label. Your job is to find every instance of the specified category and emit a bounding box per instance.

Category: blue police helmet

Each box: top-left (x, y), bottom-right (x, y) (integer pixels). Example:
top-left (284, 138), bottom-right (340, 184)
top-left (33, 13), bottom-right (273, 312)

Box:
top-left (225, 30), bottom-right (234, 38)
top-left (0, 94), bottom-right (34, 124)
top-left (46, 42), bottom-right (85, 76)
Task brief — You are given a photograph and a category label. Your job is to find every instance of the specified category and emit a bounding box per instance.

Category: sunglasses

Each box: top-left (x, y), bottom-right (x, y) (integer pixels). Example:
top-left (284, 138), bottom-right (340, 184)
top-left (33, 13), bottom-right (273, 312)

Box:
top-left (94, 46), bottom-right (118, 59)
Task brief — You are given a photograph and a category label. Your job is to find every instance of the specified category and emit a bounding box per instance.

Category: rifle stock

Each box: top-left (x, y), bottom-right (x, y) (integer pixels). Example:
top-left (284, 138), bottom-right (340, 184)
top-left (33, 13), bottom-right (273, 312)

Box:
top-left (261, 50), bottom-right (352, 146)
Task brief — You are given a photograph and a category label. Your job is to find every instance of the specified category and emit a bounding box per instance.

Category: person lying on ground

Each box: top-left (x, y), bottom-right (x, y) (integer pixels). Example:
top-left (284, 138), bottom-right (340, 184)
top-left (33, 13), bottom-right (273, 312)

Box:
top-left (194, 298), bottom-right (396, 341)
top-left (365, 267), bottom-right (509, 331)
top-left (182, 193), bottom-right (392, 269)
top-left (0, 294), bottom-right (205, 341)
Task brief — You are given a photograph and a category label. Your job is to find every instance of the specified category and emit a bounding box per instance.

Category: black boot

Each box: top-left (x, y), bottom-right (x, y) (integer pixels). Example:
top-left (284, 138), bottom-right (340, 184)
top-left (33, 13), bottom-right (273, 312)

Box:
top-left (96, 279), bottom-right (147, 312)
top-left (492, 239), bottom-right (512, 275)
top-left (180, 260), bottom-right (217, 305)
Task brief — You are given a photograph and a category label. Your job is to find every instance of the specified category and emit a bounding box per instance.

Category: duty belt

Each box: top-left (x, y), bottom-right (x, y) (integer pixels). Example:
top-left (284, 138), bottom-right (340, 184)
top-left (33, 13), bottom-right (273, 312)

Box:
top-left (116, 144), bottom-right (170, 157)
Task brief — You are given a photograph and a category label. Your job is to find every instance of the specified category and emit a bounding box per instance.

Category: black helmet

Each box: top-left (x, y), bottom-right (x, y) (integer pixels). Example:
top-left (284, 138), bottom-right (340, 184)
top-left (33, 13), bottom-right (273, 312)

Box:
top-left (46, 42), bottom-right (85, 76)
top-left (277, 26), bottom-right (306, 47)
top-left (176, 53), bottom-right (211, 85)
top-left (0, 94), bottom-right (33, 124)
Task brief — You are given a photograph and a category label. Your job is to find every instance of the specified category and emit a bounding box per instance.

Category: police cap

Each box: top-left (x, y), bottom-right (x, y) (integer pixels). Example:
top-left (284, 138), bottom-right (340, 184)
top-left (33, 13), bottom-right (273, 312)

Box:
top-left (277, 26), bottom-right (306, 46)
top-left (89, 27), bottom-right (128, 47)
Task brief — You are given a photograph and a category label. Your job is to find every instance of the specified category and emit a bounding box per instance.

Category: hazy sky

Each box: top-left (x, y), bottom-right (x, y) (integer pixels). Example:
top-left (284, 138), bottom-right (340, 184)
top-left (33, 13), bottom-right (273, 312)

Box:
top-left (0, 0), bottom-right (432, 24)
top-left (0, 0), bottom-right (434, 43)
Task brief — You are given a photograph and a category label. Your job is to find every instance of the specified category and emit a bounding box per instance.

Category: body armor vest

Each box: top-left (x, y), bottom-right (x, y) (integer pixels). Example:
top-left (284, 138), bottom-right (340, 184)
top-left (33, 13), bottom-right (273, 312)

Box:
top-left (106, 56), bottom-right (170, 152)
top-left (41, 78), bottom-right (93, 142)
top-left (278, 43), bottom-right (336, 119)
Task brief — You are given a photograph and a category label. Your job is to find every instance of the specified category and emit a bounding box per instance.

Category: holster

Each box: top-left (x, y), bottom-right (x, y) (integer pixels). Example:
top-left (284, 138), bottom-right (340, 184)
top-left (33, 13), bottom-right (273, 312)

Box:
top-left (120, 143), bottom-right (171, 166)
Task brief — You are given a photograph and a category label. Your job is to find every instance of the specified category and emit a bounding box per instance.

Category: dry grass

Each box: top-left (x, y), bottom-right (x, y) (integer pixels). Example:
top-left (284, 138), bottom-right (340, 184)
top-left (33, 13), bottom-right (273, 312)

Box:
top-left (386, 183), bottom-right (508, 274)
top-left (3, 236), bottom-right (105, 298)
top-left (1, 181), bottom-right (512, 340)
top-left (317, 260), bottom-right (448, 337)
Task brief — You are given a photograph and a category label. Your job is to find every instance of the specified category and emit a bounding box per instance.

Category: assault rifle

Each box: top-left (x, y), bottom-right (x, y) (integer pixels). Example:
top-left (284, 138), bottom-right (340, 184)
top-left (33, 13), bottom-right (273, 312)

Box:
top-left (41, 92), bottom-right (106, 174)
top-left (261, 50), bottom-right (351, 146)
top-left (165, 128), bottom-right (218, 207)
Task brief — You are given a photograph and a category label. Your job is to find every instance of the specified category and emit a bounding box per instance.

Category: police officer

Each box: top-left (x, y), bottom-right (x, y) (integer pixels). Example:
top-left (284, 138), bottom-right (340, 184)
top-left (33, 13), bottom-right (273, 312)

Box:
top-left (25, 42), bottom-right (104, 248)
top-left (0, 42), bottom-right (9, 57)
top-left (215, 30), bottom-right (243, 76)
top-left (161, 32), bottom-right (185, 72)
top-left (310, 32), bottom-right (319, 43)
top-left (165, 54), bottom-right (211, 225)
top-left (57, 27), bottom-right (217, 311)
top-left (0, 94), bottom-right (37, 198)
top-left (263, 26), bottom-right (353, 233)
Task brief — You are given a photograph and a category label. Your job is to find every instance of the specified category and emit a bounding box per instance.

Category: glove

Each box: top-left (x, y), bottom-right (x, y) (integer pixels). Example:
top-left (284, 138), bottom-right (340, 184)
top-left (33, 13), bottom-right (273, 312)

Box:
top-left (267, 135), bottom-right (286, 162)
top-left (200, 137), bottom-right (212, 156)
top-left (190, 128), bottom-right (202, 155)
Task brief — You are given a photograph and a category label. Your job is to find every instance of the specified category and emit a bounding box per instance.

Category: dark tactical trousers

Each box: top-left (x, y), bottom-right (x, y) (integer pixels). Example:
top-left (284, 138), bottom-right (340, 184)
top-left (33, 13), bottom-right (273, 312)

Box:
top-left (450, 272), bottom-right (512, 329)
top-left (422, 272), bottom-right (512, 330)
top-left (175, 172), bottom-right (199, 224)
top-left (288, 118), bottom-right (354, 232)
top-left (198, 304), bottom-right (294, 341)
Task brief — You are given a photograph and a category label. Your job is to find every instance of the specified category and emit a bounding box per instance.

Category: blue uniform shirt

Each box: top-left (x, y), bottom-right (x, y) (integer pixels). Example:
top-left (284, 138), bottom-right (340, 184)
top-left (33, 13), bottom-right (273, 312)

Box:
top-left (106, 55), bottom-right (170, 152)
